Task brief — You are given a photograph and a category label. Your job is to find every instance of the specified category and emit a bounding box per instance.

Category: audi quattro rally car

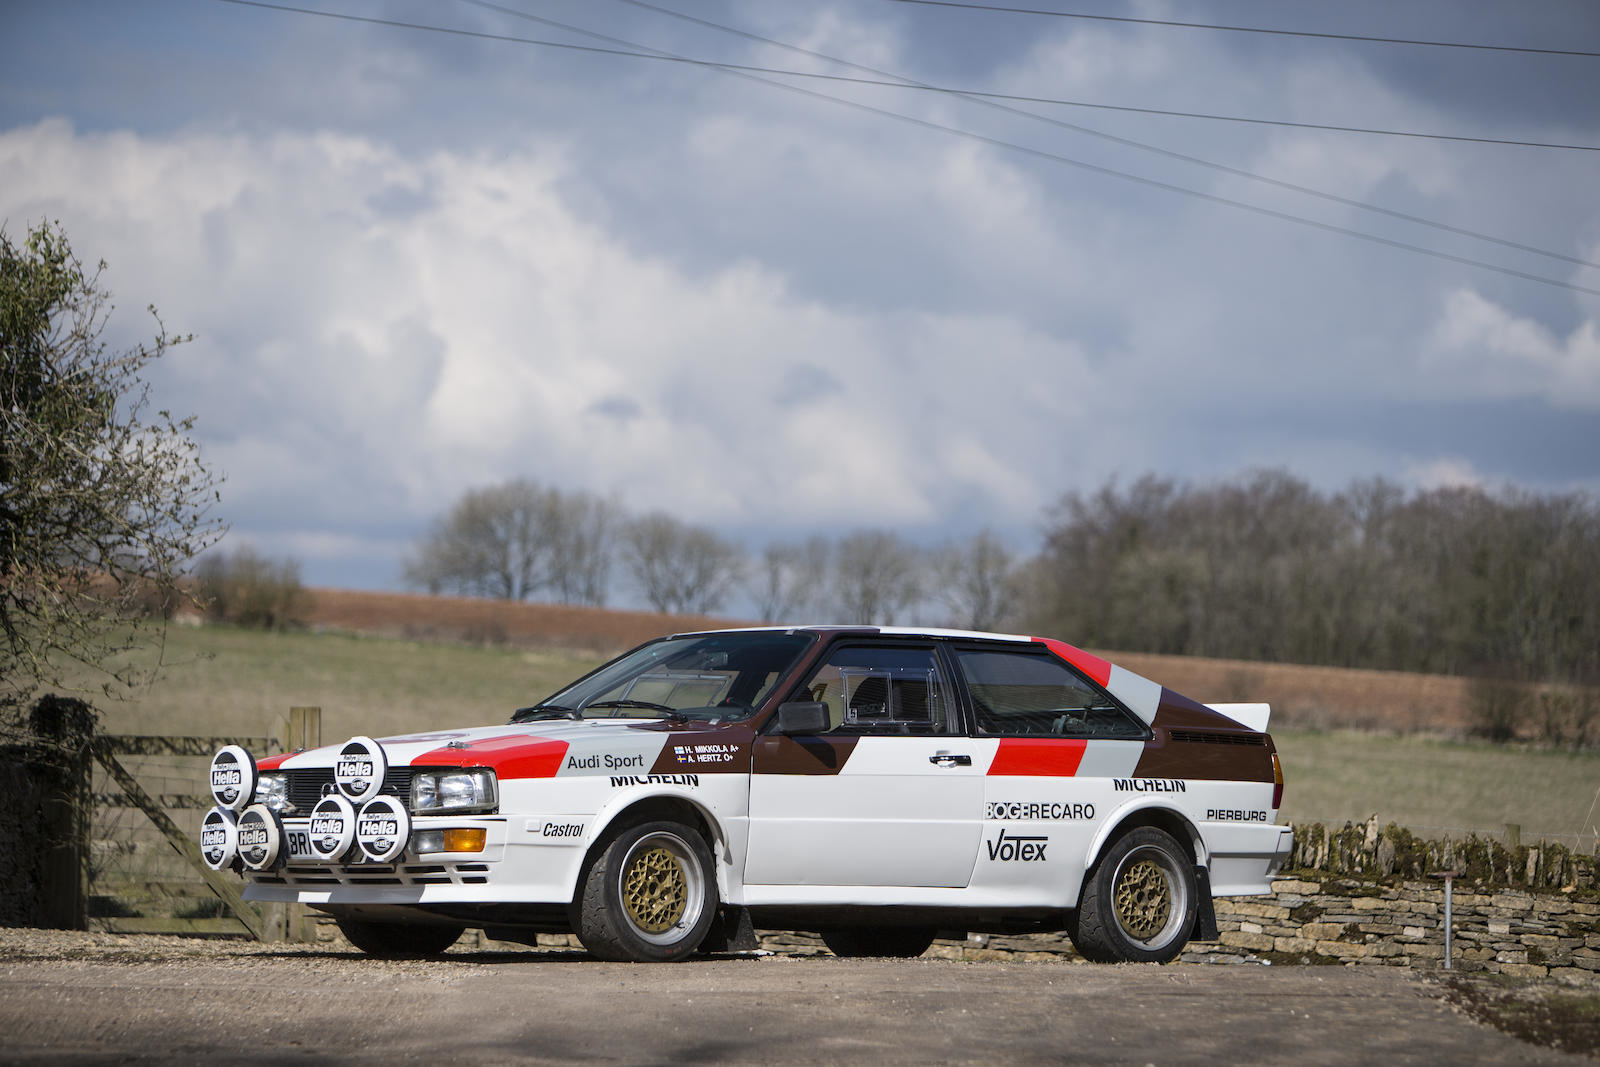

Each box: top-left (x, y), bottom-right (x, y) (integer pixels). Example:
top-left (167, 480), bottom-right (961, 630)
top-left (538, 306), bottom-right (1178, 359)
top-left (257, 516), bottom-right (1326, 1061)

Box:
top-left (201, 626), bottom-right (1291, 963)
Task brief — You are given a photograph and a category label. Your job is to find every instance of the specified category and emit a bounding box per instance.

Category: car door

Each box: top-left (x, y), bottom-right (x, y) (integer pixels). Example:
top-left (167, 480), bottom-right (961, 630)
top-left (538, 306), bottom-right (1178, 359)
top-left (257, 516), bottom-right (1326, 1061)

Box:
top-left (952, 644), bottom-right (1150, 900)
top-left (745, 640), bottom-right (985, 888)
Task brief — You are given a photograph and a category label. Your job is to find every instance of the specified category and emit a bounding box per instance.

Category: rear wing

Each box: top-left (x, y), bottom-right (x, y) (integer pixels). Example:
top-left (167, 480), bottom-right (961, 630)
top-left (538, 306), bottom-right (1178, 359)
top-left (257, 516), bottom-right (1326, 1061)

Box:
top-left (1208, 702), bottom-right (1271, 732)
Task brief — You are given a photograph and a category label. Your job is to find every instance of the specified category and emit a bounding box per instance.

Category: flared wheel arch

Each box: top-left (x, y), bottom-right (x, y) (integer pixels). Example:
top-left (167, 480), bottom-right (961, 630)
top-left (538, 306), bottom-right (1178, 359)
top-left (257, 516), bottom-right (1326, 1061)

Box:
top-left (1082, 805), bottom-right (1204, 882)
top-left (576, 795), bottom-right (729, 904)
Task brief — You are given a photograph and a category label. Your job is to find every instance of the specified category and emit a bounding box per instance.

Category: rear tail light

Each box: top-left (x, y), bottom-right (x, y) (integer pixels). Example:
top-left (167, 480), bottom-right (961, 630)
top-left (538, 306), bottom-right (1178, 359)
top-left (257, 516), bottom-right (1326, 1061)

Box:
top-left (1271, 752), bottom-right (1284, 810)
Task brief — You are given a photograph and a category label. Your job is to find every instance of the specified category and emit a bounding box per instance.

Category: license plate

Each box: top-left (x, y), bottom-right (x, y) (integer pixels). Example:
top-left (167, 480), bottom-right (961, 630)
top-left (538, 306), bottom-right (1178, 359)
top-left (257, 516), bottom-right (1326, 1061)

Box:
top-left (285, 829), bottom-right (315, 860)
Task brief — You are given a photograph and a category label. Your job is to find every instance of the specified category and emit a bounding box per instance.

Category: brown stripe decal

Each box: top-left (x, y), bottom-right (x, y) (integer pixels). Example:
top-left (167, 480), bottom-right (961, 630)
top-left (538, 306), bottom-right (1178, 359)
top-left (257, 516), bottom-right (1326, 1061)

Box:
top-left (649, 727), bottom-right (755, 775)
top-left (751, 735), bottom-right (859, 775)
top-left (1134, 688), bottom-right (1275, 782)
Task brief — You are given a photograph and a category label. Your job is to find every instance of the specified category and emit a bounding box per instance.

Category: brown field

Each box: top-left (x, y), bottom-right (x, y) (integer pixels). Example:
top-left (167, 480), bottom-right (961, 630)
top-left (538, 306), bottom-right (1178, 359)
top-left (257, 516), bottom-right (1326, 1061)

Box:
top-left (299, 588), bottom-right (1474, 734)
top-left (302, 587), bottom-right (742, 656)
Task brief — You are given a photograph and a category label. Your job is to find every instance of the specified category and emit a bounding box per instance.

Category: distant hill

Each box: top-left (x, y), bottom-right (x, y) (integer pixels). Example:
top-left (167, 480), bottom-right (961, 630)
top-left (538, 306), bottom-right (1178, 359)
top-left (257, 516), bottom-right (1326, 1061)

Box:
top-left (299, 588), bottom-right (1472, 735)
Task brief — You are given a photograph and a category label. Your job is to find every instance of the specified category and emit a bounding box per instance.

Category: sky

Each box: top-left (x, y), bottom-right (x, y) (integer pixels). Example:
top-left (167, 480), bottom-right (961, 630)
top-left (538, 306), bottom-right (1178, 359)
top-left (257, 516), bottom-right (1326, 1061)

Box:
top-left (2, 0), bottom-right (1597, 603)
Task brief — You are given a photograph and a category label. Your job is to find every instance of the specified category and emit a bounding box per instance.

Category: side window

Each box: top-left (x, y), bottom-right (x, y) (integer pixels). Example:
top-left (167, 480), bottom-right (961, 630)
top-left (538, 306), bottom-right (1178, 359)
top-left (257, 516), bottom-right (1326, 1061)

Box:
top-left (955, 649), bottom-right (1146, 740)
top-left (800, 645), bottom-right (950, 735)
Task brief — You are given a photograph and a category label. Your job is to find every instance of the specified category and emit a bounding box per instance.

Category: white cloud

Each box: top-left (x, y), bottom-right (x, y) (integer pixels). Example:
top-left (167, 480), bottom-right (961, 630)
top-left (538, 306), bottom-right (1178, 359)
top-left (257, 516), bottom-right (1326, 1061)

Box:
top-left (1426, 288), bottom-right (1600, 409)
top-left (0, 118), bottom-right (1088, 561)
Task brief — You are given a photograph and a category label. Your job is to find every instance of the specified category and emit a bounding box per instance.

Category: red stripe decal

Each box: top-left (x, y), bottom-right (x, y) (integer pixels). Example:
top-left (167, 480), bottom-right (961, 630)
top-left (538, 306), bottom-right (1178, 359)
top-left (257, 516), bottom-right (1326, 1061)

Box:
top-left (1035, 637), bottom-right (1112, 687)
top-left (256, 753), bottom-right (291, 771)
top-left (409, 735), bottom-right (570, 780)
top-left (988, 738), bottom-right (1087, 776)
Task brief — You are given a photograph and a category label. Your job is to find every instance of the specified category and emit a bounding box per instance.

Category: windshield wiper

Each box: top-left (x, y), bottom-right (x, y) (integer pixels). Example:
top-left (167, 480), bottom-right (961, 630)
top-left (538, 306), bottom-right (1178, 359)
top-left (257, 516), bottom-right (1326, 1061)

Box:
top-left (584, 699), bottom-right (678, 714)
top-left (511, 703), bottom-right (581, 722)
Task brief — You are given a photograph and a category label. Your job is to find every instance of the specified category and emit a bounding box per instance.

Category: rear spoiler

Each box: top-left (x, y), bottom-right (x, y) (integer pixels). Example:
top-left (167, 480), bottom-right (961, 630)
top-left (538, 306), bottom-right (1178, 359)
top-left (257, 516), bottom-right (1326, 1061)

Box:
top-left (1208, 702), bottom-right (1271, 732)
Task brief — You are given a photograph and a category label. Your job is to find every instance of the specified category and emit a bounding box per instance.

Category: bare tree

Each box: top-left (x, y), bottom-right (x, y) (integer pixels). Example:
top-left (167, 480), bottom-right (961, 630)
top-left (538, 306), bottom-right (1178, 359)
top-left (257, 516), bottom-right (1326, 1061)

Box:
top-left (832, 529), bottom-right (922, 625)
top-left (932, 529), bottom-right (1016, 631)
top-left (749, 536), bottom-right (831, 622)
top-left (545, 490), bottom-right (618, 606)
top-left (403, 479), bottom-right (558, 600)
top-left (621, 512), bottom-right (745, 615)
top-left (2, 220), bottom-right (223, 718)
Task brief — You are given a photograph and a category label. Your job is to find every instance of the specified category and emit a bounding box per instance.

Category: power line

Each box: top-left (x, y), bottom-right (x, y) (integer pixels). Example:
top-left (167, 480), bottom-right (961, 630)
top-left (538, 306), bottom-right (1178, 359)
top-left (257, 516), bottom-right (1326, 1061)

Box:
top-left (885, 0), bottom-right (1600, 59)
top-left (598, 0), bottom-right (1600, 272)
top-left (211, 0), bottom-right (1600, 297)
top-left (613, 0), bottom-right (1597, 153)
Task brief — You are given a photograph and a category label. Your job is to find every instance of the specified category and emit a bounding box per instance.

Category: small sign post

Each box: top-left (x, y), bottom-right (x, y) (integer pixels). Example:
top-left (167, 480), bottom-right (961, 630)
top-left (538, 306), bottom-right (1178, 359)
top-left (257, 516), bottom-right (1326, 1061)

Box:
top-left (1429, 870), bottom-right (1461, 969)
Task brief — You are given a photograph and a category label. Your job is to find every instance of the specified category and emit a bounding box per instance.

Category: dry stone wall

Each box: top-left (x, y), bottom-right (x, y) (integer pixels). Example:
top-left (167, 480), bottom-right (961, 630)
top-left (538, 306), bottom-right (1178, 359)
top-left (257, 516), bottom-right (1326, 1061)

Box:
top-left (1188, 877), bottom-right (1600, 976)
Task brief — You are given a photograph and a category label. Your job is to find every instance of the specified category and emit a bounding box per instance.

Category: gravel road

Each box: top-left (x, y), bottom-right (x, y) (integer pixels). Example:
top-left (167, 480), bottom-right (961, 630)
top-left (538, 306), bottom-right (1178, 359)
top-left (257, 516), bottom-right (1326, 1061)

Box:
top-left (0, 929), bottom-right (1592, 1065)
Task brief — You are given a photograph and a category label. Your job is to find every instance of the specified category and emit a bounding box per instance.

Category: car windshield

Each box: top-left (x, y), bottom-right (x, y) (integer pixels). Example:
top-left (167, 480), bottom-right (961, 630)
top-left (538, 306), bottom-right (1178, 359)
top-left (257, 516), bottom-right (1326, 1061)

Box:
top-left (512, 631), bottom-right (816, 724)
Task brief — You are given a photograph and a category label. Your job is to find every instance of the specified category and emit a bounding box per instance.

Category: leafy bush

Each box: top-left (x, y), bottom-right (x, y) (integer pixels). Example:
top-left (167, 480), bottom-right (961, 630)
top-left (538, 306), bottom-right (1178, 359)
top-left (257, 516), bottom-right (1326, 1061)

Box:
top-left (194, 547), bottom-right (308, 630)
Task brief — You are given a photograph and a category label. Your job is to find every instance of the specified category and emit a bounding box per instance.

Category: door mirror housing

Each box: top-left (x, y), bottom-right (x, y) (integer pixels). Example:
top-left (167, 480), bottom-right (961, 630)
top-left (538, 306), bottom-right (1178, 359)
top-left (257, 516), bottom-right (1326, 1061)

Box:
top-left (776, 701), bottom-right (828, 735)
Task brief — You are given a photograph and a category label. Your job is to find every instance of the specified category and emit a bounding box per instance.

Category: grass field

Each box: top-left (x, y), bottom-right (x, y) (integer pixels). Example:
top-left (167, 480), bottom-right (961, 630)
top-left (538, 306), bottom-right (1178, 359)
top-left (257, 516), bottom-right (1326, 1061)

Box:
top-left (92, 625), bottom-right (603, 743)
top-left (1274, 730), bottom-right (1600, 849)
top-left (86, 623), bottom-right (1600, 850)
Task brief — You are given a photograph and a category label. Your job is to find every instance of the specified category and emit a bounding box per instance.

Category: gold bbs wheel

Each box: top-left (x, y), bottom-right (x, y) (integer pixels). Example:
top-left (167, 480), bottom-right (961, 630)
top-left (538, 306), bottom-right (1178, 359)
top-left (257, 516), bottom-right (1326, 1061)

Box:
top-left (622, 844), bottom-right (688, 934)
top-left (1114, 857), bottom-right (1172, 941)
top-left (615, 829), bottom-right (708, 947)
top-left (1109, 842), bottom-right (1189, 951)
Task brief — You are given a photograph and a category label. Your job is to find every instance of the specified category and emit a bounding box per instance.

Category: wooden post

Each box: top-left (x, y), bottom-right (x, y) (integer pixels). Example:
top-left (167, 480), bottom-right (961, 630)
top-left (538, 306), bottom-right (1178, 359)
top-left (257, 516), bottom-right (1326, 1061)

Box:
top-left (1505, 823), bottom-right (1522, 850)
top-left (283, 707), bottom-right (322, 943)
top-left (287, 706), bottom-right (321, 752)
top-left (33, 697), bottom-right (95, 930)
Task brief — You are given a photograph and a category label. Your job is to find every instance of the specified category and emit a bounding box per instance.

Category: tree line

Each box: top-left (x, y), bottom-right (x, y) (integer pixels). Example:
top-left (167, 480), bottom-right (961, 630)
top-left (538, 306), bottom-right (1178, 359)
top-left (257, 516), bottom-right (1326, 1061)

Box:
top-left (1022, 470), bottom-right (1600, 690)
top-left (400, 478), bottom-right (1017, 629)
top-left (404, 471), bottom-right (1599, 699)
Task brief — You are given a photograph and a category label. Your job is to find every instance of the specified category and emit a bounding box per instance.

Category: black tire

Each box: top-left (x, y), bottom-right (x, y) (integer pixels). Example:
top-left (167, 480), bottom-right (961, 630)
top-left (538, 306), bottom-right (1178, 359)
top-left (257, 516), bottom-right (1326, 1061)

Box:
top-left (336, 917), bottom-right (463, 958)
top-left (820, 927), bottom-right (937, 958)
top-left (573, 819), bottom-right (718, 962)
top-left (1067, 826), bottom-right (1196, 964)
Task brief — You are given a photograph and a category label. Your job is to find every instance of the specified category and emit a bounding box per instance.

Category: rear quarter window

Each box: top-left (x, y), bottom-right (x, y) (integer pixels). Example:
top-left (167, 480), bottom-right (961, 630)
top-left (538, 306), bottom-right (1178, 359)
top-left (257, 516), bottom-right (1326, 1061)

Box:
top-left (955, 648), bottom-right (1146, 740)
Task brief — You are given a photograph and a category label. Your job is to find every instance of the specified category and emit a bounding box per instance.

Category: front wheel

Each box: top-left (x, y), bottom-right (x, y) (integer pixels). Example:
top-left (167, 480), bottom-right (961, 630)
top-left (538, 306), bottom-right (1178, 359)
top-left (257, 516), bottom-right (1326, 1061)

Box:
top-left (336, 917), bottom-right (463, 958)
top-left (573, 820), bottom-right (718, 962)
top-left (820, 927), bottom-right (938, 958)
top-left (1067, 826), bottom-right (1196, 963)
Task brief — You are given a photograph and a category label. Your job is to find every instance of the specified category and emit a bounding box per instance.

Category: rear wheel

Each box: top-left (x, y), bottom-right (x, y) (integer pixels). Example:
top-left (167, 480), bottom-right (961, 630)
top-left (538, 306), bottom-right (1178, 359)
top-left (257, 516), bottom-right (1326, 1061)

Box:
top-left (820, 927), bottom-right (938, 958)
top-left (336, 917), bottom-right (463, 958)
top-left (574, 819), bottom-right (718, 962)
top-left (1068, 826), bottom-right (1196, 963)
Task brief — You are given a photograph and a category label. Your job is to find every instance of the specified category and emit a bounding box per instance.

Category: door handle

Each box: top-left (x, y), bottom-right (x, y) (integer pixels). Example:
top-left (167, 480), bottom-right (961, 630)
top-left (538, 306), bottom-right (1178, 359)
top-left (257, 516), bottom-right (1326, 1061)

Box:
top-left (929, 753), bottom-right (972, 767)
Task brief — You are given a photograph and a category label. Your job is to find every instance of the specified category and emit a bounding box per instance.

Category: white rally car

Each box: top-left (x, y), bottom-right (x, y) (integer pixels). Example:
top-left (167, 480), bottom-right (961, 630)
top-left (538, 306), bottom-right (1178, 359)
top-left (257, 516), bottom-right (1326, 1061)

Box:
top-left (202, 627), bottom-right (1291, 963)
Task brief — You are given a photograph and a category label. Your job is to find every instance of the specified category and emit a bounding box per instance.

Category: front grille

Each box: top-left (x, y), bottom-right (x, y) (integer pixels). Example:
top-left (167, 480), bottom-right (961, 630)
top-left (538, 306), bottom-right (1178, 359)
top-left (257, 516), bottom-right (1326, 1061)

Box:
top-left (282, 767), bottom-right (415, 813)
top-left (252, 860), bottom-right (491, 889)
top-left (1168, 729), bottom-right (1267, 746)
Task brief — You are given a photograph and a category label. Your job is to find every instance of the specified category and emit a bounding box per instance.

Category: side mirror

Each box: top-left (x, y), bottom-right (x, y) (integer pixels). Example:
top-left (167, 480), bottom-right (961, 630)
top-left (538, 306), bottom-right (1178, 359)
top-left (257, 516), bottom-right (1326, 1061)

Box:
top-left (776, 701), bottom-right (828, 735)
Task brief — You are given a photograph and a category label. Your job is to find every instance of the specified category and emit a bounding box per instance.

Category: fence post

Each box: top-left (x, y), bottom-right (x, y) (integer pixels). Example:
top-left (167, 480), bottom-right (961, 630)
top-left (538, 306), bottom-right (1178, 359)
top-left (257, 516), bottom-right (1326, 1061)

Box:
top-left (282, 707), bottom-right (322, 943)
top-left (35, 697), bottom-right (95, 930)
top-left (1504, 823), bottom-right (1521, 850)
top-left (287, 707), bottom-right (321, 752)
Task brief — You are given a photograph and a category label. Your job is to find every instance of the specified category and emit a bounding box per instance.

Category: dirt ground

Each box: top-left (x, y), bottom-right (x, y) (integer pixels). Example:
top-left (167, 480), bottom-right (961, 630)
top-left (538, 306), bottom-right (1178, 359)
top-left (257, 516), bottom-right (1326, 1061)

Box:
top-left (0, 930), bottom-right (1594, 1065)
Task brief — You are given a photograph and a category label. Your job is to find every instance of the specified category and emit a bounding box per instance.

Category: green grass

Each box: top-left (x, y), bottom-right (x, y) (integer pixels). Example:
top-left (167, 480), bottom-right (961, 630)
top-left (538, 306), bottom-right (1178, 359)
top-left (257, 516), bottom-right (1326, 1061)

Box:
top-left (76, 624), bottom-right (1600, 848)
top-left (1275, 728), bottom-right (1600, 847)
top-left (88, 624), bottom-right (603, 743)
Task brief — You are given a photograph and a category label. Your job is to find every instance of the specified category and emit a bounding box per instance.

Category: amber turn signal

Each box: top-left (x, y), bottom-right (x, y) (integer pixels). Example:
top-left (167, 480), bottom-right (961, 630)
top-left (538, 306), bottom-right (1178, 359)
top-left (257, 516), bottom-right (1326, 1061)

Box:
top-left (441, 828), bottom-right (487, 853)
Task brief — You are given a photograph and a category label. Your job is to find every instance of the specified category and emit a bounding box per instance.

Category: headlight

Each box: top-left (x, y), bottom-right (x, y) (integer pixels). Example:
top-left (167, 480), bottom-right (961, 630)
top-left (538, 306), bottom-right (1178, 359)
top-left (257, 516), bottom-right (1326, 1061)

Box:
top-left (411, 768), bottom-right (498, 814)
top-left (254, 772), bottom-right (289, 812)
